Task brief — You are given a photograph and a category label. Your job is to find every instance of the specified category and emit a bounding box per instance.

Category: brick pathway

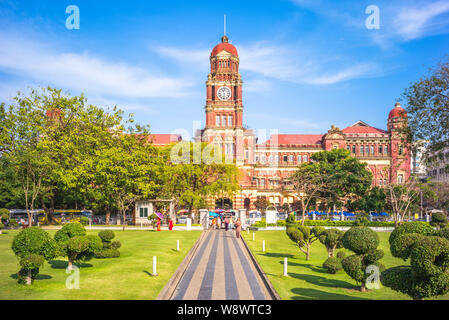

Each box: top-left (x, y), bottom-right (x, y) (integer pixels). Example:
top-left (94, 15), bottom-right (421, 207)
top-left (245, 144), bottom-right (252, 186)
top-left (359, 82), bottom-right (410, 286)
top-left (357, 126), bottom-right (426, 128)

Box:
top-left (171, 229), bottom-right (271, 300)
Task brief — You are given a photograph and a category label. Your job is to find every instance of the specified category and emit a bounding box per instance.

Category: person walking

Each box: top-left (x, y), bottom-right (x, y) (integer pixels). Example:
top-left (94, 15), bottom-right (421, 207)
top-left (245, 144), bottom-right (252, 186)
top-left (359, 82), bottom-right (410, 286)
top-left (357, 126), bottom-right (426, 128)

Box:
top-left (224, 216), bottom-right (229, 231)
top-left (169, 219), bottom-right (173, 231)
top-left (235, 218), bottom-right (242, 238)
top-left (229, 216), bottom-right (234, 230)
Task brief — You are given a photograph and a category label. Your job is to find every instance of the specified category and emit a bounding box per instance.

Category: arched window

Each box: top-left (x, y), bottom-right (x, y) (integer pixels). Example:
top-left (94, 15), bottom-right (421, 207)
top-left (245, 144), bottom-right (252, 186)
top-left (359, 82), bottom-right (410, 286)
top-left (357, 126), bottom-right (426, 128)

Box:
top-left (228, 115), bottom-right (233, 126)
top-left (304, 155), bottom-right (308, 162)
top-left (297, 155), bottom-right (302, 163)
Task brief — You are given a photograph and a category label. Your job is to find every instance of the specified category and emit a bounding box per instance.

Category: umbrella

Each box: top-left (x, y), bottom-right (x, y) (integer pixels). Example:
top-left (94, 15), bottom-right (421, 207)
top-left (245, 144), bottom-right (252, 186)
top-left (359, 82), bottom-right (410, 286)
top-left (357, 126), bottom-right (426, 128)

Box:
top-left (155, 212), bottom-right (164, 220)
top-left (380, 212), bottom-right (389, 216)
top-left (215, 209), bottom-right (224, 213)
top-left (177, 209), bottom-right (188, 214)
top-left (209, 211), bottom-right (219, 217)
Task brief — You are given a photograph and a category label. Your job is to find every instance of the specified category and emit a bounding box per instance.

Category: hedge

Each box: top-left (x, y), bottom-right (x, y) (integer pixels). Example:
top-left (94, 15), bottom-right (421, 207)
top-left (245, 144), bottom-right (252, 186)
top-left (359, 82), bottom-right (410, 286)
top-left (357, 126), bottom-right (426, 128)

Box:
top-left (253, 219), bottom-right (400, 228)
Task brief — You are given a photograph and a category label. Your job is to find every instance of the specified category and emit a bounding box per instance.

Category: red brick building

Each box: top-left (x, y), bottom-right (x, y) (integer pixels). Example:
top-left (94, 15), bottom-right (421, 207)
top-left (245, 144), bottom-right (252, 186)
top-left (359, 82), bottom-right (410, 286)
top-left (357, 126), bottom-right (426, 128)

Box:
top-left (196, 35), bottom-right (411, 210)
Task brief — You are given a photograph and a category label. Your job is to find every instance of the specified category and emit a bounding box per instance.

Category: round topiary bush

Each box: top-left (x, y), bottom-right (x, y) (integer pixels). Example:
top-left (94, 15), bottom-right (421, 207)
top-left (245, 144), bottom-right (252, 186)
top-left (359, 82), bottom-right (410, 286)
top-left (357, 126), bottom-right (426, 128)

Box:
top-left (54, 222), bottom-right (86, 243)
top-left (336, 251), bottom-right (346, 260)
top-left (318, 228), bottom-right (345, 257)
top-left (11, 227), bottom-right (58, 285)
top-left (79, 216), bottom-right (89, 225)
top-left (323, 256), bottom-right (342, 274)
top-left (342, 227), bottom-right (379, 255)
top-left (390, 233), bottom-right (426, 260)
top-left (0, 208), bottom-right (10, 222)
top-left (341, 254), bottom-right (364, 283)
top-left (98, 230), bottom-right (115, 242)
top-left (95, 248), bottom-right (120, 259)
top-left (436, 227), bottom-right (449, 240)
top-left (389, 221), bottom-right (434, 246)
top-left (431, 212), bottom-right (448, 230)
top-left (9, 219), bottom-right (18, 227)
top-left (382, 235), bottom-right (449, 300)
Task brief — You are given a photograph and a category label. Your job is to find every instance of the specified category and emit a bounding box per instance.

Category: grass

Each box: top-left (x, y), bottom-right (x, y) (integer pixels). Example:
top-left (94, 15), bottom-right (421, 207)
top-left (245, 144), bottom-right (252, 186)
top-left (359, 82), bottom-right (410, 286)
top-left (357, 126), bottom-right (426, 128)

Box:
top-left (0, 229), bottom-right (201, 299)
top-left (242, 230), bottom-right (449, 300)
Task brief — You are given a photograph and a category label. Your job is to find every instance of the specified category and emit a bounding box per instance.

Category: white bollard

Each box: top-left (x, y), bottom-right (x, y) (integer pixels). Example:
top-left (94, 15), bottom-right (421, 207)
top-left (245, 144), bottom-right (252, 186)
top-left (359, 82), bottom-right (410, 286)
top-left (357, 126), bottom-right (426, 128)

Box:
top-left (283, 257), bottom-right (288, 276)
top-left (177, 240), bottom-right (180, 251)
top-left (252, 232), bottom-right (255, 241)
top-left (262, 240), bottom-right (265, 252)
top-left (152, 256), bottom-right (158, 276)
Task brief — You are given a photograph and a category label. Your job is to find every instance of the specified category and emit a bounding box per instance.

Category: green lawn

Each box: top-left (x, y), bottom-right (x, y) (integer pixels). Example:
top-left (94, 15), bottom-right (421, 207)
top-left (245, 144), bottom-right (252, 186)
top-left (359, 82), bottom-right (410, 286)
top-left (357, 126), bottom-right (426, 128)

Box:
top-left (242, 230), bottom-right (449, 300)
top-left (0, 229), bottom-right (201, 299)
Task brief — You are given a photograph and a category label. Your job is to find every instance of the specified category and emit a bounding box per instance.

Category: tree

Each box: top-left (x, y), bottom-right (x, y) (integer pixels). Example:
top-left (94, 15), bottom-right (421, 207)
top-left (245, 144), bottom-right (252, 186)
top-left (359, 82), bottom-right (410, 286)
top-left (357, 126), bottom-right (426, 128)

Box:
top-left (148, 213), bottom-right (158, 230)
top-left (385, 177), bottom-right (432, 228)
top-left (382, 222), bottom-right (449, 300)
top-left (54, 222), bottom-right (102, 271)
top-left (318, 228), bottom-right (345, 257)
top-left (323, 251), bottom-right (346, 274)
top-left (253, 197), bottom-right (270, 212)
top-left (401, 57), bottom-right (449, 156)
top-left (341, 227), bottom-right (385, 292)
top-left (11, 227), bottom-right (58, 285)
top-left (347, 187), bottom-right (386, 214)
top-left (286, 225), bottom-right (324, 260)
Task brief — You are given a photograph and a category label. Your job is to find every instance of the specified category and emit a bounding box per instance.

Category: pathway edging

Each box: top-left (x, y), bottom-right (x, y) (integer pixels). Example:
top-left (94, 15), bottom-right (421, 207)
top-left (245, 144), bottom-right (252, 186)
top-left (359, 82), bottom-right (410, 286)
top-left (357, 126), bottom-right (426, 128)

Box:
top-left (156, 230), bottom-right (206, 300)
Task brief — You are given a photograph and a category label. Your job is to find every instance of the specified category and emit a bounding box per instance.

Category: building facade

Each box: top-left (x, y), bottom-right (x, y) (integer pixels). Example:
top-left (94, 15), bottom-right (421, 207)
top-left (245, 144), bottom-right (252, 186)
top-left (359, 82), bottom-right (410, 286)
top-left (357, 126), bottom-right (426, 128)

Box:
top-left (196, 35), bottom-right (411, 211)
top-left (427, 147), bottom-right (449, 182)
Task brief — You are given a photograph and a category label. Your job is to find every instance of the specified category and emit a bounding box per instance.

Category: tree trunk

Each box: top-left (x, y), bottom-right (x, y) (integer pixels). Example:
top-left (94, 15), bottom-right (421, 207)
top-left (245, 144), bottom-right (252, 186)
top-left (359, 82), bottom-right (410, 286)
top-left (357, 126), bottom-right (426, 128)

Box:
top-left (328, 249), bottom-right (334, 258)
top-left (26, 269), bottom-right (32, 285)
top-left (105, 209), bottom-right (110, 225)
top-left (360, 282), bottom-right (366, 292)
top-left (306, 245), bottom-right (310, 261)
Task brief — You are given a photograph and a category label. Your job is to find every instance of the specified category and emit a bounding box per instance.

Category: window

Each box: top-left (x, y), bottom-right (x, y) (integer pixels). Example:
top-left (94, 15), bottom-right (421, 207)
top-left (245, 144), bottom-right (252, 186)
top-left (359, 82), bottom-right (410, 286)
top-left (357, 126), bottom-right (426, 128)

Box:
top-left (228, 115), bottom-right (233, 126)
top-left (225, 144), bottom-right (229, 155)
top-left (255, 155), bottom-right (259, 163)
top-left (216, 115), bottom-right (220, 126)
top-left (384, 146), bottom-right (388, 155)
top-left (360, 146), bottom-right (364, 155)
top-left (366, 146), bottom-right (369, 155)
top-left (283, 155), bottom-right (288, 162)
top-left (399, 146), bottom-right (403, 155)
top-left (260, 179), bottom-right (265, 187)
top-left (289, 155), bottom-right (293, 163)
top-left (245, 149), bottom-right (249, 159)
top-left (139, 207), bottom-right (148, 218)
top-left (352, 146), bottom-right (356, 154)
top-left (379, 146), bottom-right (383, 154)
top-left (379, 179), bottom-right (383, 185)
top-left (261, 155), bottom-right (266, 164)
top-left (370, 146), bottom-right (374, 155)
top-left (222, 115), bottom-right (226, 126)
top-left (275, 155), bottom-right (279, 163)
top-left (304, 155), bottom-right (308, 162)
top-left (297, 155), bottom-right (302, 163)
top-left (269, 155), bottom-right (273, 163)
top-left (384, 179), bottom-right (387, 185)
top-left (230, 143), bottom-right (235, 155)
top-left (398, 174), bottom-right (403, 184)
top-left (346, 145), bottom-right (350, 151)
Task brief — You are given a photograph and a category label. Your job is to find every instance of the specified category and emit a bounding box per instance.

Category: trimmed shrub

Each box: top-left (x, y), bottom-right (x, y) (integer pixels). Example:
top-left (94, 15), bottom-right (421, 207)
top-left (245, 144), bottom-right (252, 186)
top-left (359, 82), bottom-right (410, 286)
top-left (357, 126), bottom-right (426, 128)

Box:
top-left (0, 223), bottom-right (4, 230)
top-left (381, 235), bottom-right (449, 300)
top-left (286, 225), bottom-right (324, 260)
top-left (341, 226), bottom-right (384, 291)
top-left (430, 212), bottom-right (448, 230)
top-left (390, 233), bottom-right (426, 260)
top-left (9, 219), bottom-right (18, 227)
top-left (54, 222), bottom-right (86, 243)
top-left (80, 216), bottom-right (89, 225)
top-left (96, 230), bottom-right (121, 259)
top-left (286, 214), bottom-right (296, 228)
top-left (11, 227), bottom-right (58, 285)
top-left (323, 257), bottom-right (342, 274)
top-left (389, 221), bottom-right (434, 246)
top-left (0, 208), bottom-right (9, 222)
top-left (436, 227), bottom-right (449, 240)
top-left (342, 227), bottom-right (379, 255)
top-left (318, 228), bottom-right (345, 257)
top-left (336, 251), bottom-right (346, 260)
top-left (98, 230), bottom-right (115, 242)
top-left (95, 248), bottom-right (120, 259)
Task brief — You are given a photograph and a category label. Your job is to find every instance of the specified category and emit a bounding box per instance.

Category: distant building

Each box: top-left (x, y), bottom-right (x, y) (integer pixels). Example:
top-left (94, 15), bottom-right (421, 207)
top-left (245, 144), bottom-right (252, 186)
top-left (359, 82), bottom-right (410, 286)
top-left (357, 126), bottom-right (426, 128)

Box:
top-left (411, 140), bottom-right (428, 180)
top-left (427, 146), bottom-right (449, 182)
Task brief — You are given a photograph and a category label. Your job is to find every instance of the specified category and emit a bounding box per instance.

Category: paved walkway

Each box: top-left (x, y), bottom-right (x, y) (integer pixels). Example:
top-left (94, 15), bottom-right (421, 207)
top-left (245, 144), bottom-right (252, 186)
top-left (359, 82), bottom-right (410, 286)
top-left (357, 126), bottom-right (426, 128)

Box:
top-left (171, 229), bottom-right (272, 300)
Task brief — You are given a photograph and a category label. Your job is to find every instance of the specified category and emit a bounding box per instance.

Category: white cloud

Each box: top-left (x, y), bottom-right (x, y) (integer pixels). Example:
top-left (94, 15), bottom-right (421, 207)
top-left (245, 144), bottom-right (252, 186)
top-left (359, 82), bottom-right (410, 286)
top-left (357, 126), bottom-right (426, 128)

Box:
top-left (153, 41), bottom-right (379, 86)
top-left (395, 1), bottom-right (449, 40)
top-left (0, 33), bottom-right (194, 99)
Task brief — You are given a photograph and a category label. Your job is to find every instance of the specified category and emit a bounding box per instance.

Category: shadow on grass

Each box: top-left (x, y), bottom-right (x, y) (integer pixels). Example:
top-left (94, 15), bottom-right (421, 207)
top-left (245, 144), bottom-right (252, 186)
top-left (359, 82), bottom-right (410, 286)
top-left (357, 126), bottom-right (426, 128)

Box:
top-left (291, 287), bottom-right (369, 300)
top-left (48, 260), bottom-right (93, 269)
top-left (10, 273), bottom-right (52, 280)
top-left (143, 270), bottom-right (157, 277)
top-left (283, 261), bottom-right (328, 274)
top-left (262, 252), bottom-right (295, 259)
top-left (288, 272), bottom-right (356, 290)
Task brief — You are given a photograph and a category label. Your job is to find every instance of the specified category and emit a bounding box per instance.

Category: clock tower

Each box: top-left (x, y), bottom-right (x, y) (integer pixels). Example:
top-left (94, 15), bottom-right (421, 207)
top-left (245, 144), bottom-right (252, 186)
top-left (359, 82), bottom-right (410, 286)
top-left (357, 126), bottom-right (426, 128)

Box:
top-left (200, 34), bottom-right (249, 164)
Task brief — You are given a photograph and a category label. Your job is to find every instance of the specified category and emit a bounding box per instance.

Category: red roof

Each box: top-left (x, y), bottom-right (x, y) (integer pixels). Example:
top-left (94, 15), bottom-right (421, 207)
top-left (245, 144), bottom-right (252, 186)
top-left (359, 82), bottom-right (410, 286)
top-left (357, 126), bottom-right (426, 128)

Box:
top-left (262, 134), bottom-right (323, 146)
top-left (148, 134), bottom-right (182, 146)
top-left (211, 42), bottom-right (238, 57)
top-left (342, 125), bottom-right (387, 134)
top-left (388, 103), bottom-right (407, 119)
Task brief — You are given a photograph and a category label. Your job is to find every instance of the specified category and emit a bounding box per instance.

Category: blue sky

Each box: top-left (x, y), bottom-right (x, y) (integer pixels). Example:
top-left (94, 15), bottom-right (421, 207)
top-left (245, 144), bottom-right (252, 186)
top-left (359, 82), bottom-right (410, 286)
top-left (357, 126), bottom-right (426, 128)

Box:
top-left (1, 0), bottom-right (449, 140)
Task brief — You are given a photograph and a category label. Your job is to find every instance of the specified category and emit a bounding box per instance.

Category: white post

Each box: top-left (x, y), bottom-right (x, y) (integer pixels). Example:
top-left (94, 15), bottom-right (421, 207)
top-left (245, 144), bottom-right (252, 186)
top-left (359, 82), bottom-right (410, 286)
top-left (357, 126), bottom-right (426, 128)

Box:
top-left (89, 218), bottom-right (92, 230)
top-left (252, 232), bottom-right (255, 241)
top-left (262, 240), bottom-right (265, 252)
top-left (283, 257), bottom-right (288, 276)
top-left (177, 240), bottom-right (180, 251)
top-left (152, 256), bottom-right (158, 276)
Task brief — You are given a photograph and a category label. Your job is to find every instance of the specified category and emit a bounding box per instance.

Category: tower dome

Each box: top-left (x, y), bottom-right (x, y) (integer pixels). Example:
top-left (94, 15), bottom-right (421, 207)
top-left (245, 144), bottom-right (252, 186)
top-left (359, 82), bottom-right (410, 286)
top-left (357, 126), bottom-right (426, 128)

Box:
top-left (388, 102), bottom-right (407, 119)
top-left (210, 35), bottom-right (238, 57)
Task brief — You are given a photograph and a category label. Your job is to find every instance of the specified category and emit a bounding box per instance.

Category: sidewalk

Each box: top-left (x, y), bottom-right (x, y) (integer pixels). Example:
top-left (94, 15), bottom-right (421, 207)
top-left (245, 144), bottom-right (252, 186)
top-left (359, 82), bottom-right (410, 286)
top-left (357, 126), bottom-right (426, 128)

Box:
top-left (171, 229), bottom-right (272, 300)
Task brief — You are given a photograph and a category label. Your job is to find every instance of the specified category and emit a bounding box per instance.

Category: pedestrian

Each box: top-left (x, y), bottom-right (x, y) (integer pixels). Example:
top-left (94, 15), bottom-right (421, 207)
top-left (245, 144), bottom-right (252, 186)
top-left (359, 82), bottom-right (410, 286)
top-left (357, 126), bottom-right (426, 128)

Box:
top-left (217, 216), bottom-right (221, 230)
top-left (229, 216), bottom-right (234, 230)
top-left (169, 219), bottom-right (173, 231)
top-left (224, 216), bottom-right (229, 231)
top-left (235, 218), bottom-right (242, 238)
top-left (157, 218), bottom-right (161, 232)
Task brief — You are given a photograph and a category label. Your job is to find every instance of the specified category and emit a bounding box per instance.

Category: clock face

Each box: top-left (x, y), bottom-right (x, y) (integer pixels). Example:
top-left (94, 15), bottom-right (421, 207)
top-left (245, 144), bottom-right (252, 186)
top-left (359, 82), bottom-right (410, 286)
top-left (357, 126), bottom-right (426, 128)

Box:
top-left (217, 86), bottom-right (231, 101)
